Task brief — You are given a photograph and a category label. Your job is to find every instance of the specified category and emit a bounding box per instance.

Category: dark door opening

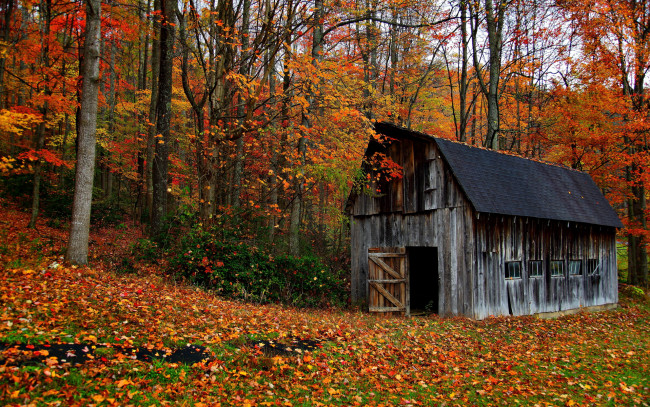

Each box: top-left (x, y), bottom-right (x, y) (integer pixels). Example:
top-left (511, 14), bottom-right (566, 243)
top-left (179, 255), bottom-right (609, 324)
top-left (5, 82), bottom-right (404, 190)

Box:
top-left (408, 247), bottom-right (439, 314)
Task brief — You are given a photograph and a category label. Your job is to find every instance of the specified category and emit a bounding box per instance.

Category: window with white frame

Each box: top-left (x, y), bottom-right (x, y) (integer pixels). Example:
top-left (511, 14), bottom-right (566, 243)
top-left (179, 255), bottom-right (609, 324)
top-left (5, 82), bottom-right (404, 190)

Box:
top-left (529, 260), bottom-right (543, 278)
top-left (569, 260), bottom-right (582, 276)
top-left (550, 260), bottom-right (564, 277)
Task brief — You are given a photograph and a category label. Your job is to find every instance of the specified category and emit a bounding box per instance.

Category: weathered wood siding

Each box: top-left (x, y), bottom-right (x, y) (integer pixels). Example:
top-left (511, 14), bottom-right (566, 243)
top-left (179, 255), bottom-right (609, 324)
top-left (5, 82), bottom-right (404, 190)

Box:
top-left (368, 248), bottom-right (408, 315)
top-left (351, 138), bottom-right (449, 217)
top-left (350, 139), bottom-right (476, 316)
top-left (350, 137), bottom-right (618, 319)
top-left (473, 217), bottom-right (618, 319)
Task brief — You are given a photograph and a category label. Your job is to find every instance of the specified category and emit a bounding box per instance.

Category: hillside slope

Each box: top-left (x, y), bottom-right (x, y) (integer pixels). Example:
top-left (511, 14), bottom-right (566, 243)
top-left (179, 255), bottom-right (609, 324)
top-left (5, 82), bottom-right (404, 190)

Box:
top-left (1, 202), bottom-right (648, 406)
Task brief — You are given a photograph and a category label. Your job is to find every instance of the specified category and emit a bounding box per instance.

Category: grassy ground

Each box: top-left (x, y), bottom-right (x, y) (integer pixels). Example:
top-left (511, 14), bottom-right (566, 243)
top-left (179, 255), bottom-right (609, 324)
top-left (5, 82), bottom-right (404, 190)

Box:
top-left (0, 202), bottom-right (649, 406)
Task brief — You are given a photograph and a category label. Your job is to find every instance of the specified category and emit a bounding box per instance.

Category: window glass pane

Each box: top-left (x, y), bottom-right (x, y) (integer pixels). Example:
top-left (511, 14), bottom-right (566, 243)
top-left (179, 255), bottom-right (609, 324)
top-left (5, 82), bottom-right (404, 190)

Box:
top-left (529, 260), bottom-right (542, 277)
top-left (505, 261), bottom-right (522, 279)
top-left (551, 260), bottom-right (564, 277)
top-left (569, 260), bottom-right (582, 275)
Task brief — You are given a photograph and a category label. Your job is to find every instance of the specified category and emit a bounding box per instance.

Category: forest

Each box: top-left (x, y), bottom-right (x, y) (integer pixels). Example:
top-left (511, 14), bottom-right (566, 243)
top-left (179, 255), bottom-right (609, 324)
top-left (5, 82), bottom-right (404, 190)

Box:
top-left (0, 0), bottom-right (649, 405)
top-left (0, 0), bottom-right (648, 287)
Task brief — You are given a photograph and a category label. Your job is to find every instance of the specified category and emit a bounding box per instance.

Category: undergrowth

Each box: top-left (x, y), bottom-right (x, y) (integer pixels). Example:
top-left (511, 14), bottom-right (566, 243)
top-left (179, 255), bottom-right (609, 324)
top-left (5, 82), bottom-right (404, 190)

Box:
top-left (167, 225), bottom-right (348, 308)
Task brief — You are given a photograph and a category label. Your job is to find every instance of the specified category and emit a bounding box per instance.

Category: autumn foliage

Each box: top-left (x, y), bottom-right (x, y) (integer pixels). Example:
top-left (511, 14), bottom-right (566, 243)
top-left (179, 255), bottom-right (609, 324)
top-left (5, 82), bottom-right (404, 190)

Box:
top-left (0, 0), bottom-right (649, 403)
top-left (0, 200), bottom-right (649, 405)
top-left (0, 0), bottom-right (647, 282)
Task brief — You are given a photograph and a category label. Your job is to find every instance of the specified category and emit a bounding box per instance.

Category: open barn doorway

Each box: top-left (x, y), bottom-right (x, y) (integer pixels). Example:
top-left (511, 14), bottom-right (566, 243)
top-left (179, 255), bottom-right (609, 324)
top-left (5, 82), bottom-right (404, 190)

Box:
top-left (408, 247), bottom-right (439, 314)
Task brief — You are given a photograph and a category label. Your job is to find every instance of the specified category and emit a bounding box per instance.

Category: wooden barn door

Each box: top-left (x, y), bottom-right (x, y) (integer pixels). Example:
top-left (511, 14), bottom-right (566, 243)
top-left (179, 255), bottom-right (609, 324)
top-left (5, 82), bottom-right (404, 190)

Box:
top-left (368, 248), bottom-right (409, 316)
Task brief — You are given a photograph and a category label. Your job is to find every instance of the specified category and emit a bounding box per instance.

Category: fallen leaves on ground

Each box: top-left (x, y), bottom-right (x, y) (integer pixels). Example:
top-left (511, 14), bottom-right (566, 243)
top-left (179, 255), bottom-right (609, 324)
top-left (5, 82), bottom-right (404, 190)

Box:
top-left (0, 201), bottom-right (648, 406)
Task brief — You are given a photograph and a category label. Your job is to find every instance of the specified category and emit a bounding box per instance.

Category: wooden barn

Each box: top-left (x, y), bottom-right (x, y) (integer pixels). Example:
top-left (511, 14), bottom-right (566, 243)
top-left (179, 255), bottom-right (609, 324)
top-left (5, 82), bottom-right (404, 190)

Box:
top-left (348, 122), bottom-right (622, 319)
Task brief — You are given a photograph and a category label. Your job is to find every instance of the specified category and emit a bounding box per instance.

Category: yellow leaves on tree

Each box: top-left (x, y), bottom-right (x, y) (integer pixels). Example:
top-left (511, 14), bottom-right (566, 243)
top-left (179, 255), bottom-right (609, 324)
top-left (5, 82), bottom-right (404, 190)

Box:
top-left (0, 109), bottom-right (42, 138)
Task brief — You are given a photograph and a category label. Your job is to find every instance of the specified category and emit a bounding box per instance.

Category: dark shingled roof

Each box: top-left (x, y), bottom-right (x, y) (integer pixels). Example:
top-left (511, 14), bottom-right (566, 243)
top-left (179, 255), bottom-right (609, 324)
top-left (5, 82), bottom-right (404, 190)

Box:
top-left (374, 122), bottom-right (623, 228)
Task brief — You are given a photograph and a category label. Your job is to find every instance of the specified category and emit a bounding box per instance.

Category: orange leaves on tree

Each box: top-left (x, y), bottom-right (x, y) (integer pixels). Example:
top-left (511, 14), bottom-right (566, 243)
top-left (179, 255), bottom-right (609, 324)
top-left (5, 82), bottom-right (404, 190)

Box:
top-left (17, 149), bottom-right (71, 168)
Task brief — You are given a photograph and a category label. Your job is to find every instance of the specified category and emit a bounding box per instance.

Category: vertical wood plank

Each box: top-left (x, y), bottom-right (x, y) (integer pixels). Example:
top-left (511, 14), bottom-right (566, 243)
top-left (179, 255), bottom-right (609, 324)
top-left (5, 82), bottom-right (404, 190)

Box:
top-left (402, 139), bottom-right (416, 213)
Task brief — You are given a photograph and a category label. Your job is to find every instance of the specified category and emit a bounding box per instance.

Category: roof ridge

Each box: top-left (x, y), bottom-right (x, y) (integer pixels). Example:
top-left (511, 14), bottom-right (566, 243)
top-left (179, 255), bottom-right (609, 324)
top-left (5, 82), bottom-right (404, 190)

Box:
top-left (432, 136), bottom-right (583, 173)
top-left (375, 121), bottom-right (582, 173)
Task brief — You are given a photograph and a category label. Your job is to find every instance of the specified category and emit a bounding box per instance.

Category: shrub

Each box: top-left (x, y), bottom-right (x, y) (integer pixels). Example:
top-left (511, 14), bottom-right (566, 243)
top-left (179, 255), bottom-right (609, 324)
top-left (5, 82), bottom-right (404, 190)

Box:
top-left (43, 185), bottom-right (74, 220)
top-left (0, 173), bottom-right (33, 203)
top-left (0, 172), bottom-right (74, 218)
top-left (167, 225), bottom-right (348, 308)
top-left (131, 238), bottom-right (160, 263)
top-left (90, 198), bottom-right (125, 228)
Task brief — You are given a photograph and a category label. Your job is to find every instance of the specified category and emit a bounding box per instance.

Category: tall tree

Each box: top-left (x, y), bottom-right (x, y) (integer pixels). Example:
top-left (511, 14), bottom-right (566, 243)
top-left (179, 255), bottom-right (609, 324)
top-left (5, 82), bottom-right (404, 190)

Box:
top-left (288, 0), bottom-right (323, 255)
top-left (150, 0), bottom-right (176, 238)
top-left (559, 0), bottom-right (649, 286)
top-left (66, 0), bottom-right (101, 264)
top-left (231, 0), bottom-right (251, 208)
top-left (470, 0), bottom-right (510, 149)
top-left (456, 0), bottom-right (472, 141)
top-left (177, 2), bottom-right (210, 219)
top-left (0, 0), bottom-right (15, 109)
top-left (28, 0), bottom-right (52, 228)
top-left (145, 0), bottom-right (161, 220)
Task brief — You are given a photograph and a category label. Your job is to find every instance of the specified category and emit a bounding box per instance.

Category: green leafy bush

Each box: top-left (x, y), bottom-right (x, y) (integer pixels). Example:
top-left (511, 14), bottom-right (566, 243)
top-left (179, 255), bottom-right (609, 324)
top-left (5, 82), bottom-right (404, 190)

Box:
top-left (0, 173), bottom-right (33, 202)
top-left (623, 285), bottom-right (646, 300)
top-left (167, 226), bottom-right (348, 308)
top-left (0, 172), bottom-right (74, 218)
top-left (43, 186), bottom-right (74, 220)
top-left (90, 198), bottom-right (125, 228)
top-left (131, 238), bottom-right (160, 263)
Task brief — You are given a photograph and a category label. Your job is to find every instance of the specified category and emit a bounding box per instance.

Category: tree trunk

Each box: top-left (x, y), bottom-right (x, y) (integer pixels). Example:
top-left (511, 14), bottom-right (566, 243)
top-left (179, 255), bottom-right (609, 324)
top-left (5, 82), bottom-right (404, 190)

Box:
top-left (146, 0), bottom-right (161, 222)
top-left (178, 9), bottom-right (210, 221)
top-left (28, 121), bottom-right (46, 228)
top-left (28, 0), bottom-right (51, 229)
top-left (620, 4), bottom-right (650, 287)
top-left (626, 160), bottom-right (648, 287)
top-left (105, 43), bottom-right (116, 198)
top-left (66, 0), bottom-right (101, 265)
top-left (484, 0), bottom-right (504, 150)
top-left (458, 0), bottom-right (469, 142)
top-left (135, 0), bottom-right (149, 221)
top-left (471, 0), bottom-right (506, 150)
top-left (359, 0), bottom-right (378, 120)
top-left (289, 136), bottom-right (305, 256)
top-left (150, 0), bottom-right (175, 238)
top-left (388, 5), bottom-right (398, 99)
top-left (231, 0), bottom-right (251, 208)
top-left (289, 0), bottom-right (323, 256)
top-left (266, 41), bottom-right (278, 244)
top-left (0, 0), bottom-right (15, 110)
top-left (138, 0), bottom-right (150, 92)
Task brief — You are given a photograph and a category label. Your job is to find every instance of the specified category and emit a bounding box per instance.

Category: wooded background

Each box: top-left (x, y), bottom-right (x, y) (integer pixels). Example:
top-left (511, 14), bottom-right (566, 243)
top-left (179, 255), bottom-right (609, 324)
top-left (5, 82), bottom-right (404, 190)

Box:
top-left (0, 0), bottom-right (647, 286)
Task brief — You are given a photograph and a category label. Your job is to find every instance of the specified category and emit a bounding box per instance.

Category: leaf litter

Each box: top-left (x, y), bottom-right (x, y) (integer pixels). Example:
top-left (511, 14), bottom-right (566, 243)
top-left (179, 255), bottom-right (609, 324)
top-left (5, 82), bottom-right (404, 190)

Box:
top-left (0, 200), bottom-right (649, 406)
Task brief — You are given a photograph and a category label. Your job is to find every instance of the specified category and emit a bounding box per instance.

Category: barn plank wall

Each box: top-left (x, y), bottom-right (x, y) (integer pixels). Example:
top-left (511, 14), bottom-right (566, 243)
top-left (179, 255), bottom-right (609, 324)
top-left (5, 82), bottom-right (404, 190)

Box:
top-left (350, 137), bottom-right (618, 319)
top-left (350, 209), bottom-right (475, 316)
top-left (473, 217), bottom-right (618, 319)
top-left (351, 139), bottom-right (476, 316)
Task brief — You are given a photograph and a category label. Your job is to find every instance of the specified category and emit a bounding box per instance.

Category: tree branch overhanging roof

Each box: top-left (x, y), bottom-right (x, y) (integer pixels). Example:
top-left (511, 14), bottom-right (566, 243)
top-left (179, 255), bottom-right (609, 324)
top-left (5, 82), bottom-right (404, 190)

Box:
top-left (373, 122), bottom-right (623, 229)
